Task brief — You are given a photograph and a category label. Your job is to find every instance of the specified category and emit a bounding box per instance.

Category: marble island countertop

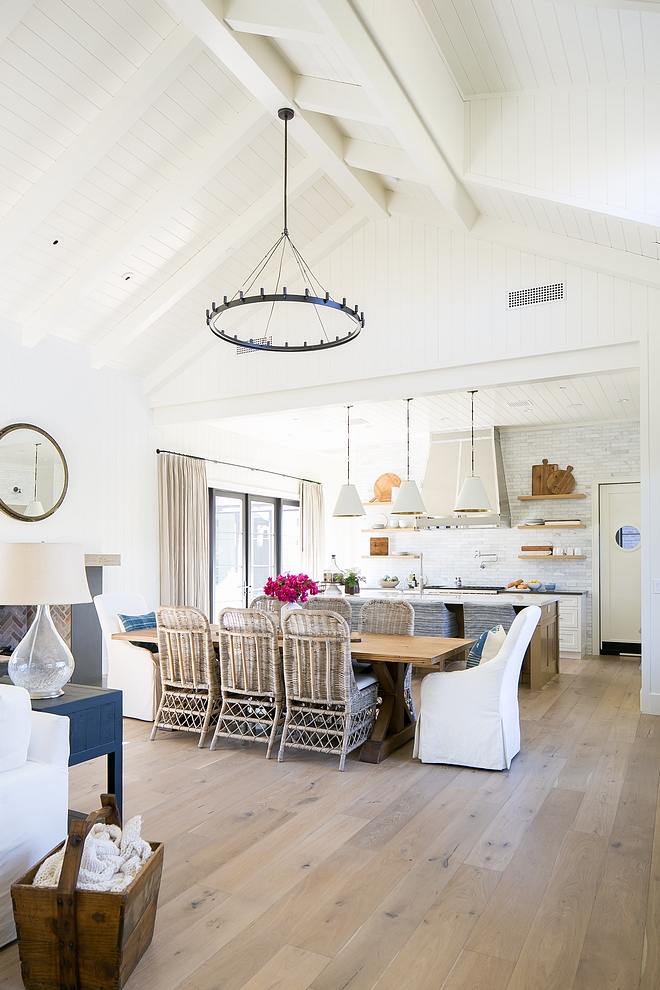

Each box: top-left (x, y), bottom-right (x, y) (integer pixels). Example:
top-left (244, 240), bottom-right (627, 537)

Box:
top-left (351, 591), bottom-right (563, 605)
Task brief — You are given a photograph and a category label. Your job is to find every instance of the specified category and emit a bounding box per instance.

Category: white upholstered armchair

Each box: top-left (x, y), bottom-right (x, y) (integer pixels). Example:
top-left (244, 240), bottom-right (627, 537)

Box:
top-left (94, 593), bottom-right (160, 721)
top-left (413, 606), bottom-right (542, 770)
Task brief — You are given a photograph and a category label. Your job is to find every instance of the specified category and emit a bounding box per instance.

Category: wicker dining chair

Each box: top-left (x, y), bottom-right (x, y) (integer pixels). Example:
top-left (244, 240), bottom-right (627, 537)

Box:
top-left (301, 596), bottom-right (352, 624)
top-left (249, 595), bottom-right (285, 627)
top-left (150, 606), bottom-right (222, 748)
top-left (357, 599), bottom-right (416, 720)
top-left (279, 609), bottom-right (379, 771)
top-left (211, 608), bottom-right (284, 758)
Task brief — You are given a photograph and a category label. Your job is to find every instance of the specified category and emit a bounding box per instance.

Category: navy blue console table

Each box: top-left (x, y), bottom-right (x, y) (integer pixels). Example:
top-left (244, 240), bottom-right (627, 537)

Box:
top-left (2, 679), bottom-right (123, 816)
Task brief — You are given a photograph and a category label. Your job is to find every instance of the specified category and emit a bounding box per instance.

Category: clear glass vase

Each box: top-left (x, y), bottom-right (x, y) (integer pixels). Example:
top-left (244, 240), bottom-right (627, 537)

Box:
top-left (8, 604), bottom-right (75, 698)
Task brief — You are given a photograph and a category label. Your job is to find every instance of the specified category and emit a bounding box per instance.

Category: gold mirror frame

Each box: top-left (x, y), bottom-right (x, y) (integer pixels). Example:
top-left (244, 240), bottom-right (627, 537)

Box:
top-left (0, 423), bottom-right (69, 522)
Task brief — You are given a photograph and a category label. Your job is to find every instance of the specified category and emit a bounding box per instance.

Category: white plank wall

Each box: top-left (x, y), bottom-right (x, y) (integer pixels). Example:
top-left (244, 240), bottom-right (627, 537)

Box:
top-left (149, 215), bottom-right (645, 412)
top-left (0, 321), bottom-right (159, 605)
top-left (467, 85), bottom-right (660, 222)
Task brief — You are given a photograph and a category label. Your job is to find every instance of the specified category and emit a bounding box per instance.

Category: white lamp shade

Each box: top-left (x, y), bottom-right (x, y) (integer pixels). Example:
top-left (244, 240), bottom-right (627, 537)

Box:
top-left (391, 480), bottom-right (426, 515)
top-left (332, 484), bottom-right (366, 517)
top-left (24, 500), bottom-right (45, 517)
top-left (0, 543), bottom-right (92, 604)
top-left (454, 475), bottom-right (492, 513)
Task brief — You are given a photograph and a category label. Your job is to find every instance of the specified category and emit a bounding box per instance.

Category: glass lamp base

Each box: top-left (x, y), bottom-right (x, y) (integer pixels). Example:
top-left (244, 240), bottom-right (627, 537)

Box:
top-left (8, 604), bottom-right (75, 699)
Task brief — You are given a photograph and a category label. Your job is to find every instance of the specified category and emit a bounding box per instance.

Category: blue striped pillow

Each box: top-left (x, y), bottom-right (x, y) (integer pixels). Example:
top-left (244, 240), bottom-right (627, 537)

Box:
top-left (466, 624), bottom-right (504, 668)
top-left (118, 612), bottom-right (158, 653)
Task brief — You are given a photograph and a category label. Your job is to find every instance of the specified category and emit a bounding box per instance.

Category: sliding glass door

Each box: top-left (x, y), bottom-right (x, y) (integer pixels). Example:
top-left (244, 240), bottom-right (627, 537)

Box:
top-left (210, 490), bottom-right (300, 618)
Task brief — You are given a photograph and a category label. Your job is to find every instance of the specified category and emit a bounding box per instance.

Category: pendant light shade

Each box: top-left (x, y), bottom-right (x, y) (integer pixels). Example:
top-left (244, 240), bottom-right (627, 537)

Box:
top-left (454, 391), bottom-right (492, 514)
top-left (392, 398), bottom-right (426, 515)
top-left (332, 406), bottom-right (365, 517)
top-left (24, 500), bottom-right (45, 517)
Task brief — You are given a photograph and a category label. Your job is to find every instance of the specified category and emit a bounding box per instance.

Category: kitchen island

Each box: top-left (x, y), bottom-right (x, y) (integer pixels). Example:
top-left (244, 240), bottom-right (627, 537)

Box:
top-left (344, 592), bottom-right (560, 691)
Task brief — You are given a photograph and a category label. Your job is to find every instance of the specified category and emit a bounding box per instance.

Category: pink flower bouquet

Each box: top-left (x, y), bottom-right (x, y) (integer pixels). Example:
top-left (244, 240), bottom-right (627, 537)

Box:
top-left (263, 573), bottom-right (319, 604)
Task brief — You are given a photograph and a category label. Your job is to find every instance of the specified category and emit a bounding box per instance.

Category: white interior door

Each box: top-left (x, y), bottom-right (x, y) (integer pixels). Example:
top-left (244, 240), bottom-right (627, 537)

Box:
top-left (599, 482), bottom-right (641, 653)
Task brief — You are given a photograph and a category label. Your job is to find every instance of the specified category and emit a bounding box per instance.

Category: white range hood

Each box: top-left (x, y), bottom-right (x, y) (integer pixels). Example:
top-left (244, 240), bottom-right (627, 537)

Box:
top-left (417, 428), bottom-right (511, 528)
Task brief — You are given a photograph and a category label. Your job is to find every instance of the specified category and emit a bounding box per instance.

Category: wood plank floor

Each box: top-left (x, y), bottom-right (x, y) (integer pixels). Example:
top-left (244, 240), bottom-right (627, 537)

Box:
top-left (2, 656), bottom-right (657, 990)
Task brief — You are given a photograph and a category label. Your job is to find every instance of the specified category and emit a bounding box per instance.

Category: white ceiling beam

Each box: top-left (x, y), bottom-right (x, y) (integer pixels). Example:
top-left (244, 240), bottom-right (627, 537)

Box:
top-left (465, 173), bottom-right (660, 230)
top-left (224, 0), bottom-right (325, 42)
top-left (294, 76), bottom-right (385, 125)
top-left (0, 22), bottom-right (202, 267)
top-left (344, 140), bottom-right (424, 183)
top-left (166, 0), bottom-right (387, 221)
top-left (0, 0), bottom-right (35, 46)
top-left (22, 102), bottom-right (270, 348)
top-left (301, 0), bottom-right (478, 231)
top-left (144, 206), bottom-right (368, 396)
top-left (541, 0), bottom-right (660, 10)
top-left (90, 157), bottom-right (323, 369)
top-left (150, 341), bottom-right (638, 424)
top-left (389, 191), bottom-right (660, 289)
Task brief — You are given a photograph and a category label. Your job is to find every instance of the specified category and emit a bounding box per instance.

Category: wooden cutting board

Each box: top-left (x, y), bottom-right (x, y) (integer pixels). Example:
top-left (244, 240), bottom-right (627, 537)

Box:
top-left (370, 472), bottom-right (401, 502)
top-left (547, 465), bottom-right (575, 494)
top-left (532, 459), bottom-right (557, 495)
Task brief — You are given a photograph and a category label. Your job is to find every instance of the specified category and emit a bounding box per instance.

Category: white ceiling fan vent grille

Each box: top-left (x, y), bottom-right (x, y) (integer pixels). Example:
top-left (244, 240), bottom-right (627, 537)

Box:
top-left (508, 283), bottom-right (564, 308)
top-left (236, 336), bottom-right (272, 355)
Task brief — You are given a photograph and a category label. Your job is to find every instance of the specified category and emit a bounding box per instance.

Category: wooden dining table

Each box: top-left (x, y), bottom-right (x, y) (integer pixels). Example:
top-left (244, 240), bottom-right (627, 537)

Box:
top-left (112, 628), bottom-right (475, 764)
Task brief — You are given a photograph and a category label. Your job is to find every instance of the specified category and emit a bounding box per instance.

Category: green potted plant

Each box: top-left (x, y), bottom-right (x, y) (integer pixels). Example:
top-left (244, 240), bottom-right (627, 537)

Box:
top-left (340, 569), bottom-right (363, 596)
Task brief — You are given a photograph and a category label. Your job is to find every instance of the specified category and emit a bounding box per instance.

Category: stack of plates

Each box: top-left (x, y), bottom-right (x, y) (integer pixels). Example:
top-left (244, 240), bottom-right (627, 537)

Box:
top-left (521, 518), bottom-right (544, 527)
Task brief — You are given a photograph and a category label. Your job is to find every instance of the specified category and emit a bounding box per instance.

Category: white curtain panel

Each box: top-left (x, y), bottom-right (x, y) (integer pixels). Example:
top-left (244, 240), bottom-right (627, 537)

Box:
top-left (300, 481), bottom-right (324, 581)
top-left (158, 452), bottom-right (210, 616)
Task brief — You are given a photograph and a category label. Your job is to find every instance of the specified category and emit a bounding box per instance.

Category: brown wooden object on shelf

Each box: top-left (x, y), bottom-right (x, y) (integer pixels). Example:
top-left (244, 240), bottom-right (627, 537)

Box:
top-left (11, 794), bottom-right (164, 990)
top-left (370, 537), bottom-right (389, 556)
top-left (532, 459), bottom-right (557, 495)
top-left (370, 473), bottom-right (401, 503)
top-left (546, 465), bottom-right (576, 494)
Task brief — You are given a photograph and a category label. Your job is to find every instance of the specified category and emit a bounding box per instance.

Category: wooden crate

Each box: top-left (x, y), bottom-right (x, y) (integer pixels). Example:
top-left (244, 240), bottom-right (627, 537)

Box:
top-left (11, 796), bottom-right (163, 990)
top-left (370, 537), bottom-right (389, 556)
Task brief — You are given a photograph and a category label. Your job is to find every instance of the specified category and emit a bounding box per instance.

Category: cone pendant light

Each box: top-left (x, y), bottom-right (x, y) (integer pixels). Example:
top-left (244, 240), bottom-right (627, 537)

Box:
top-left (392, 399), bottom-right (426, 515)
top-left (454, 391), bottom-right (492, 513)
top-left (332, 406), bottom-right (365, 517)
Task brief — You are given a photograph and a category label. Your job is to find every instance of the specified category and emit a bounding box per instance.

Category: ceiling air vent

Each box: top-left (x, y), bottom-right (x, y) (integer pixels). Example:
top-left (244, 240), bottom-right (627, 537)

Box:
top-left (236, 336), bottom-right (272, 355)
top-left (508, 283), bottom-right (564, 308)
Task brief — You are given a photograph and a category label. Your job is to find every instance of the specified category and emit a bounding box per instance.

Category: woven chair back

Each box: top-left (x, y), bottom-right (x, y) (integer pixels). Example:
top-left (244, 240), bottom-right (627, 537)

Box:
top-left (156, 606), bottom-right (219, 692)
top-left (282, 609), bottom-right (353, 706)
top-left (301, 596), bottom-right (352, 624)
top-left (357, 599), bottom-right (414, 636)
top-left (218, 608), bottom-right (283, 699)
top-left (249, 595), bottom-right (284, 614)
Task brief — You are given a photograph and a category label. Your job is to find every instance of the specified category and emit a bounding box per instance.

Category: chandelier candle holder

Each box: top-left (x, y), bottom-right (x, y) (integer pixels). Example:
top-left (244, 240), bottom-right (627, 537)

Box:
top-left (207, 109), bottom-right (364, 353)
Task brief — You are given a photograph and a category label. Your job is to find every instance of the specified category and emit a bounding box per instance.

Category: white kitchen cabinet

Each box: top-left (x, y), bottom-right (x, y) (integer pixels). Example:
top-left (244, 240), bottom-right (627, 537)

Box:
top-left (558, 595), bottom-right (586, 659)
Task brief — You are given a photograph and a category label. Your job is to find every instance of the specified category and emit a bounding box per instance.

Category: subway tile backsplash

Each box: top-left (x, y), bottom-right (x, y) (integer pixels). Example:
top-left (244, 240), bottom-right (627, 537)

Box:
top-left (354, 421), bottom-right (640, 654)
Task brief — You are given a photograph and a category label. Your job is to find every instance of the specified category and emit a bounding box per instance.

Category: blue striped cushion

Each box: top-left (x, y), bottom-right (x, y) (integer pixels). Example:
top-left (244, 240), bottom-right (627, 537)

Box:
top-left (466, 624), bottom-right (504, 668)
top-left (118, 612), bottom-right (158, 653)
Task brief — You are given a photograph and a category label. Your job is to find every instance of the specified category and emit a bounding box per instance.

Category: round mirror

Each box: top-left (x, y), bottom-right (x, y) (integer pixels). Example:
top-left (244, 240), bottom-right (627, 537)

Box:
top-left (615, 525), bottom-right (641, 551)
top-left (0, 424), bottom-right (68, 522)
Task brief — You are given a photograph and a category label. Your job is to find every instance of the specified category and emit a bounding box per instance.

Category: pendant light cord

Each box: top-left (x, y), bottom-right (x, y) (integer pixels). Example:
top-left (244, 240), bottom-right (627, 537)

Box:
top-left (346, 405), bottom-right (352, 483)
top-left (406, 398), bottom-right (411, 480)
top-left (33, 442), bottom-right (40, 499)
top-left (283, 113), bottom-right (289, 235)
top-left (469, 390), bottom-right (476, 476)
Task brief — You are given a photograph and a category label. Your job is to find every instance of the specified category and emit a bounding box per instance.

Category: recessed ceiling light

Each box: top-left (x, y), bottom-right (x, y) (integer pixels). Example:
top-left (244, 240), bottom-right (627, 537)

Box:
top-left (568, 403), bottom-right (582, 408)
top-left (385, 175), bottom-right (400, 184)
top-left (226, 247), bottom-right (235, 255)
top-left (52, 239), bottom-right (59, 245)
top-left (523, 407), bottom-right (533, 413)
top-left (122, 272), bottom-right (134, 281)
top-left (558, 385), bottom-right (568, 390)
top-left (616, 398), bottom-right (629, 403)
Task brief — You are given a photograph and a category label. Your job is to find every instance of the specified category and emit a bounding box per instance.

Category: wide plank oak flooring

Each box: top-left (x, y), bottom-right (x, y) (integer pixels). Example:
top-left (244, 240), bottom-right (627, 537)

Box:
top-left (1, 655), bottom-right (657, 990)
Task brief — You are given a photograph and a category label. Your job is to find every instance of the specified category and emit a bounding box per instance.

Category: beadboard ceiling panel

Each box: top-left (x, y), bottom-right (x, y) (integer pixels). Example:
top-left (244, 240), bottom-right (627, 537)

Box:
top-left (272, 38), bottom-right (359, 84)
top-left (209, 371), bottom-right (640, 451)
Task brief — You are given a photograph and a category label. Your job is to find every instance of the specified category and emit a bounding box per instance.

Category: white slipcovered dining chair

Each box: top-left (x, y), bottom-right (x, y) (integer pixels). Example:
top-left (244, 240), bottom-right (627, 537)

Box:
top-left (94, 593), bottom-right (160, 721)
top-left (413, 605), bottom-right (541, 770)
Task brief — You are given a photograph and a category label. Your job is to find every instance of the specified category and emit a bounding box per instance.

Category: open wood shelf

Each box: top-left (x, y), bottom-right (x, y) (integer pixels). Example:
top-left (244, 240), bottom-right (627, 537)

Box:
top-left (362, 528), bottom-right (419, 533)
top-left (518, 494), bottom-right (586, 500)
top-left (518, 524), bottom-right (585, 529)
top-left (518, 555), bottom-right (586, 559)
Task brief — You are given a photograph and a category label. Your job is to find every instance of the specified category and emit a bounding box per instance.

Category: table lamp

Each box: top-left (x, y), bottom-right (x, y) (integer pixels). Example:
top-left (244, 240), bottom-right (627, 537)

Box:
top-left (0, 543), bottom-right (91, 698)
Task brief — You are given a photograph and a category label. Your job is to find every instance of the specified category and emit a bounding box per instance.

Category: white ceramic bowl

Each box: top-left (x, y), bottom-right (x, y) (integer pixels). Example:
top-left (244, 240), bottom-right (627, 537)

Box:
top-left (379, 579), bottom-right (399, 589)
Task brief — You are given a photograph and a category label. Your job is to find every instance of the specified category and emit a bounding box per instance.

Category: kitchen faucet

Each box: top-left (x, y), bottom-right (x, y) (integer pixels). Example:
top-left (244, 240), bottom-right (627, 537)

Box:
top-left (474, 550), bottom-right (498, 569)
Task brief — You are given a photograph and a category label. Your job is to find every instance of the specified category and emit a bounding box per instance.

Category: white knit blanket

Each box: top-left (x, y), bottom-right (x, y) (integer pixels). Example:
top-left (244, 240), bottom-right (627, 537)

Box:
top-left (33, 816), bottom-right (152, 892)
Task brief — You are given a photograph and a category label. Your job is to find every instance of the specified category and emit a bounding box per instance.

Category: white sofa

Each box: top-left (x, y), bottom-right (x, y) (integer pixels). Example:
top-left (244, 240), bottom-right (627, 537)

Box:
top-left (0, 685), bottom-right (69, 947)
top-left (94, 593), bottom-right (160, 721)
top-left (413, 606), bottom-right (542, 770)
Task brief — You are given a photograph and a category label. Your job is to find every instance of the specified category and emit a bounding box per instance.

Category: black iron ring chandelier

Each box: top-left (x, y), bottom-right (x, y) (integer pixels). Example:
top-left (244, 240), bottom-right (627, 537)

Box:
top-left (206, 108), bottom-right (364, 353)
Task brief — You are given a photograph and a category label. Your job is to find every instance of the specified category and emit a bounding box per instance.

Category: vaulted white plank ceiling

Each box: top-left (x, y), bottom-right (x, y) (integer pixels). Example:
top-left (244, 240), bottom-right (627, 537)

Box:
top-left (0, 0), bottom-right (654, 426)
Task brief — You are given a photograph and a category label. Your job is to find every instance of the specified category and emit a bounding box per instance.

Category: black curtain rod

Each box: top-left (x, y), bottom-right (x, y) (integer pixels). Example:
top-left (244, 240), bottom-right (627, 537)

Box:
top-left (156, 448), bottom-right (320, 486)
